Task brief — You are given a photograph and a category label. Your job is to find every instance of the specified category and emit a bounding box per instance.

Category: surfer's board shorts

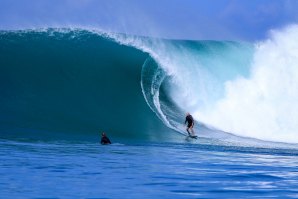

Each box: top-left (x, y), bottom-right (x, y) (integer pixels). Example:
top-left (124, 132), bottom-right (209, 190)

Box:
top-left (187, 123), bottom-right (194, 128)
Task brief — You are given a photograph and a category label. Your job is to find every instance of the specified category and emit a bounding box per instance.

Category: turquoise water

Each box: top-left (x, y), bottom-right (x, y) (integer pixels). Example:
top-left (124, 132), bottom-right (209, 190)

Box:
top-left (1, 29), bottom-right (298, 198)
top-left (1, 139), bottom-right (298, 198)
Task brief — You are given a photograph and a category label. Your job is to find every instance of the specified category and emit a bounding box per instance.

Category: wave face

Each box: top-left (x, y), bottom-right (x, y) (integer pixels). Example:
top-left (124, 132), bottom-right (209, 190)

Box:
top-left (0, 29), bottom-right (172, 141)
top-left (1, 26), bottom-right (298, 144)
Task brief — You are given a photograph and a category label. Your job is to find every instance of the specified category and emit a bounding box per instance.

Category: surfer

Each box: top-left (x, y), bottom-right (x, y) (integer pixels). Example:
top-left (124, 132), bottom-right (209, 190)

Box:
top-left (101, 132), bottom-right (111, 145)
top-left (185, 113), bottom-right (195, 136)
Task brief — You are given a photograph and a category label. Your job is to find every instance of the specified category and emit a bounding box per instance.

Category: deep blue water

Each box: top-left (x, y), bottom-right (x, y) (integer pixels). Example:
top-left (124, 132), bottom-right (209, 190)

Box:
top-left (1, 138), bottom-right (298, 199)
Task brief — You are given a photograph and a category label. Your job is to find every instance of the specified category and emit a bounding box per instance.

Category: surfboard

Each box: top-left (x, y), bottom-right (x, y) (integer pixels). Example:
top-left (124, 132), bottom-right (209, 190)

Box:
top-left (188, 135), bottom-right (198, 139)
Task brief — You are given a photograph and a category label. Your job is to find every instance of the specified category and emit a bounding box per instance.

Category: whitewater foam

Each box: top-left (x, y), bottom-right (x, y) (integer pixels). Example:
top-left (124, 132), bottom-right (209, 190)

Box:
top-left (199, 25), bottom-right (298, 143)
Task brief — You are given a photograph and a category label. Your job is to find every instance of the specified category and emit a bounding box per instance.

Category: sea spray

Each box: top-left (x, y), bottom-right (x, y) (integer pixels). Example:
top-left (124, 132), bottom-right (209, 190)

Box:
top-left (199, 25), bottom-right (298, 143)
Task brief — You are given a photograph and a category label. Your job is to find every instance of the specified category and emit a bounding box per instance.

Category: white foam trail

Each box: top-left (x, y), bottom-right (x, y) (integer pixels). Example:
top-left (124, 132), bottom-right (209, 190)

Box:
top-left (199, 24), bottom-right (298, 143)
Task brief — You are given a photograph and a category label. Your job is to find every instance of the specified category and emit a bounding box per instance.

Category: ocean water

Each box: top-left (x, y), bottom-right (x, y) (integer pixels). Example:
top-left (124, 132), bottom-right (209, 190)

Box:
top-left (1, 139), bottom-right (298, 198)
top-left (1, 26), bottom-right (298, 198)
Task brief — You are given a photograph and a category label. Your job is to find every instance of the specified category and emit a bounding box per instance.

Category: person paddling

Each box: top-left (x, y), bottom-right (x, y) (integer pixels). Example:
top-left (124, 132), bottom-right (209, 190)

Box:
top-left (101, 132), bottom-right (111, 145)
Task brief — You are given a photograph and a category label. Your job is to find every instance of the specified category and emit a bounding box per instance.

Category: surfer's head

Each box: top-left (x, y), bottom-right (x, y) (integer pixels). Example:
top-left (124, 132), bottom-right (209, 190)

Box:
top-left (186, 112), bottom-right (190, 116)
top-left (102, 132), bottom-right (106, 137)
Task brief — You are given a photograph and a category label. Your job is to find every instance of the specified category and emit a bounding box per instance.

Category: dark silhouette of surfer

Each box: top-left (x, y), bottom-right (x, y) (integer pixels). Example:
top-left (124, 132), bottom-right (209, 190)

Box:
top-left (101, 132), bottom-right (111, 145)
top-left (185, 113), bottom-right (195, 136)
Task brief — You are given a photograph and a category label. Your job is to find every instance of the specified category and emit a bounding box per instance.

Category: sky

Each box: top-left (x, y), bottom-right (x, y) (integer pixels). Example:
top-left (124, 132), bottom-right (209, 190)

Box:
top-left (1, 0), bottom-right (298, 41)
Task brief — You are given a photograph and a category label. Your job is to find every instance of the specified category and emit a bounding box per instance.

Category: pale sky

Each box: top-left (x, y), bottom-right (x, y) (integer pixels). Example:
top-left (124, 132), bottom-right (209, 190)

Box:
top-left (1, 0), bottom-right (298, 41)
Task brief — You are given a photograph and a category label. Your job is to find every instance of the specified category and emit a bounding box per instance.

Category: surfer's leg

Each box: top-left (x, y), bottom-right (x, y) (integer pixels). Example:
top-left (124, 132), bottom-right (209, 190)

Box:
top-left (186, 127), bottom-right (191, 135)
top-left (190, 126), bottom-right (195, 136)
